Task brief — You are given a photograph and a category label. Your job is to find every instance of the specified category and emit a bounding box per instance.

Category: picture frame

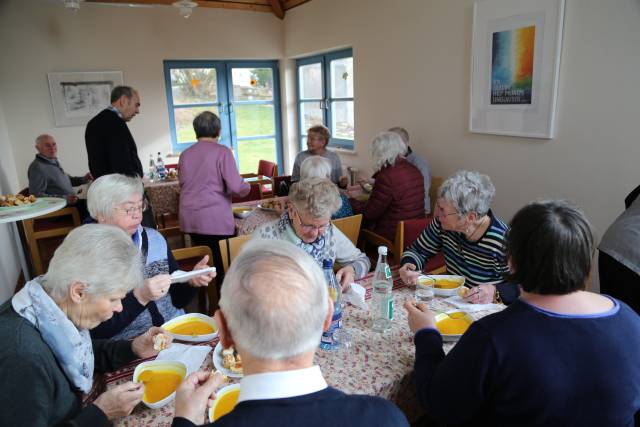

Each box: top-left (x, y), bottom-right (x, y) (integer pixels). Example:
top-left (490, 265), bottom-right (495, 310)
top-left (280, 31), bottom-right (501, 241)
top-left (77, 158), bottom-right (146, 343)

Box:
top-left (47, 71), bottom-right (124, 127)
top-left (469, 0), bottom-right (565, 139)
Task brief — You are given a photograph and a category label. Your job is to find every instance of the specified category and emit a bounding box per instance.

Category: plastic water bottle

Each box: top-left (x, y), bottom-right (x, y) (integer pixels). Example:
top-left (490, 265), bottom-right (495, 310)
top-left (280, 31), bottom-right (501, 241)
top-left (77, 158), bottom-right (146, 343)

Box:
top-left (371, 246), bottom-right (393, 332)
top-left (148, 154), bottom-right (156, 182)
top-left (156, 152), bottom-right (167, 180)
top-left (320, 259), bottom-right (343, 350)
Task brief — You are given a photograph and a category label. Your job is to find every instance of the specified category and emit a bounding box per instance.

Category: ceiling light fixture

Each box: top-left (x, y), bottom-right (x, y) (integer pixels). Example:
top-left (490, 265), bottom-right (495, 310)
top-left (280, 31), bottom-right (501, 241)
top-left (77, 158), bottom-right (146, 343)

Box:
top-left (173, 0), bottom-right (198, 18)
top-left (64, 0), bottom-right (81, 13)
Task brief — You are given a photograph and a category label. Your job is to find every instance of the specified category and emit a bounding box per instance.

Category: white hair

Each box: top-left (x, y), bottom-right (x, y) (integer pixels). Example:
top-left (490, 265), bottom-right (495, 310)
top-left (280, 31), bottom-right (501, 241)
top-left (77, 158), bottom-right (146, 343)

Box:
top-left (288, 177), bottom-right (341, 218)
top-left (87, 174), bottom-right (143, 220)
top-left (41, 224), bottom-right (143, 300)
top-left (371, 131), bottom-right (407, 173)
top-left (439, 170), bottom-right (496, 216)
top-left (220, 239), bottom-right (328, 360)
top-left (300, 156), bottom-right (332, 180)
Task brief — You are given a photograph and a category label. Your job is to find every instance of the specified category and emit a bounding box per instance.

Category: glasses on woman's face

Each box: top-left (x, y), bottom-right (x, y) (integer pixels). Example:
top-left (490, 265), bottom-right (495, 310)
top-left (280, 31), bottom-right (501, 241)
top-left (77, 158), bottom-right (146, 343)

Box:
top-left (435, 203), bottom-right (459, 219)
top-left (293, 208), bottom-right (331, 233)
top-left (114, 200), bottom-right (148, 218)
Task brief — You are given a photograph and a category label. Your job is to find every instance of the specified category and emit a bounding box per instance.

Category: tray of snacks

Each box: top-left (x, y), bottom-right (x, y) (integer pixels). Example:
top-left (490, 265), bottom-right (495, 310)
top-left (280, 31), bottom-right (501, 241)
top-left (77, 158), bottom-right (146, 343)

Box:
top-left (257, 198), bottom-right (286, 213)
top-left (0, 194), bottom-right (41, 211)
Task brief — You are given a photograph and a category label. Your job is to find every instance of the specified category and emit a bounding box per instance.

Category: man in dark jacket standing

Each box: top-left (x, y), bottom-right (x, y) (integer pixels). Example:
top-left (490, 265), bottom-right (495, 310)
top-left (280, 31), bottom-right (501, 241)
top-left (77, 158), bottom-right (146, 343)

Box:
top-left (85, 86), bottom-right (155, 227)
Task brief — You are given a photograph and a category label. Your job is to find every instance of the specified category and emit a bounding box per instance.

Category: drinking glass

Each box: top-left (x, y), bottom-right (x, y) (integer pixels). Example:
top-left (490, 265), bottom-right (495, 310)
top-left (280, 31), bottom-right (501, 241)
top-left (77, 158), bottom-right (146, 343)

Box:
top-left (415, 277), bottom-right (435, 304)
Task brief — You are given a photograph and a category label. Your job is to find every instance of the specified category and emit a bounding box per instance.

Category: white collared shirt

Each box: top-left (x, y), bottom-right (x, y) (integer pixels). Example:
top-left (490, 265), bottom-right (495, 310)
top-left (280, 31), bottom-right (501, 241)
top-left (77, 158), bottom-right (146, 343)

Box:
top-left (237, 365), bottom-right (328, 403)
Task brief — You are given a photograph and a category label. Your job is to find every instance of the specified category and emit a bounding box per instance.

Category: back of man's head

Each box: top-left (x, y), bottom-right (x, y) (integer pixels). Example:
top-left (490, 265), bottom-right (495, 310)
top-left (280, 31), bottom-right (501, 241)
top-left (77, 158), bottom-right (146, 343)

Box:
top-left (388, 126), bottom-right (410, 145)
top-left (220, 239), bottom-right (328, 360)
top-left (110, 85), bottom-right (135, 103)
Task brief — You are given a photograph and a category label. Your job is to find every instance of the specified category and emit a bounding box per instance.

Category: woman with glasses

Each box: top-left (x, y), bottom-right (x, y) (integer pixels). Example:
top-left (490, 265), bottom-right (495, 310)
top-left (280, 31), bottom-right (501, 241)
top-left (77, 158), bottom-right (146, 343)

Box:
top-left (254, 178), bottom-right (370, 290)
top-left (399, 170), bottom-right (518, 304)
top-left (87, 174), bottom-right (215, 339)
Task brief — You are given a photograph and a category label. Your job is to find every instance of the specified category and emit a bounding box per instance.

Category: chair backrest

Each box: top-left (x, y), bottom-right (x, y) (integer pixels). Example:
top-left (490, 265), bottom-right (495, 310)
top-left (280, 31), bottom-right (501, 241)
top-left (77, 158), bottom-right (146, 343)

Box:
top-left (158, 226), bottom-right (186, 250)
top-left (429, 176), bottom-right (443, 215)
top-left (333, 214), bottom-right (362, 246)
top-left (258, 160), bottom-right (278, 178)
top-left (273, 175), bottom-right (292, 197)
top-left (399, 217), bottom-right (432, 258)
top-left (232, 182), bottom-right (263, 203)
top-left (218, 234), bottom-right (253, 273)
top-left (172, 246), bottom-right (217, 315)
top-left (22, 207), bottom-right (81, 276)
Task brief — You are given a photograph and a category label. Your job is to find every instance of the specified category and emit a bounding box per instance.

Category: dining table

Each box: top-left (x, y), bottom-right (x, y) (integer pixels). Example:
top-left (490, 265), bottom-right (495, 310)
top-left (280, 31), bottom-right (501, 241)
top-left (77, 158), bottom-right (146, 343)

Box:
top-left (232, 196), bottom-right (287, 235)
top-left (98, 266), bottom-right (504, 426)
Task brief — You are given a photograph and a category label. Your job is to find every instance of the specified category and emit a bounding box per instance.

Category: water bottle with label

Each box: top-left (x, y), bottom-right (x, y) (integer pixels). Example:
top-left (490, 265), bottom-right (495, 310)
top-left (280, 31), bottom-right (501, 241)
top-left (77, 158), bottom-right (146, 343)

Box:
top-left (371, 246), bottom-right (393, 332)
top-left (320, 259), bottom-right (343, 350)
top-left (156, 152), bottom-right (167, 180)
top-left (148, 154), bottom-right (156, 182)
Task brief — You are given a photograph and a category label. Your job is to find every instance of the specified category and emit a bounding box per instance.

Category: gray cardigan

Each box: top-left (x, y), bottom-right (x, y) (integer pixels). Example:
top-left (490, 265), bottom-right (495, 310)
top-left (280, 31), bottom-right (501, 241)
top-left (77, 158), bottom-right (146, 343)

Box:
top-left (27, 154), bottom-right (87, 197)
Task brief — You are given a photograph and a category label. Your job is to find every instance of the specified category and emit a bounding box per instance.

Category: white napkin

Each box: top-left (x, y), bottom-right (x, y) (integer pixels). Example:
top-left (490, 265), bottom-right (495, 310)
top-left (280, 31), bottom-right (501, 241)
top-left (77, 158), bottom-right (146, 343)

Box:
top-left (155, 343), bottom-right (212, 375)
top-left (444, 295), bottom-right (503, 312)
top-left (343, 283), bottom-right (368, 310)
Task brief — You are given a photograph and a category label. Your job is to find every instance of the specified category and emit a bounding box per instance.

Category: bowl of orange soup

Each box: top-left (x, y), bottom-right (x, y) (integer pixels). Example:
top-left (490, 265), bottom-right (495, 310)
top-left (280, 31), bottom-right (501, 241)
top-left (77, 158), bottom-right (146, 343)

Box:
top-left (209, 384), bottom-right (241, 422)
top-left (434, 310), bottom-right (473, 341)
top-left (419, 275), bottom-right (465, 297)
top-left (161, 313), bottom-right (218, 342)
top-left (133, 360), bottom-right (187, 409)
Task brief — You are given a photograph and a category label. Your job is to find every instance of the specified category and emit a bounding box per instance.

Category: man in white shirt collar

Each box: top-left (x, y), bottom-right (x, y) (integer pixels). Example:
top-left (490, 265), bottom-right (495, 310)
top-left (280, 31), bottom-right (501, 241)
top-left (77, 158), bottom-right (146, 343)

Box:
top-left (172, 239), bottom-right (408, 427)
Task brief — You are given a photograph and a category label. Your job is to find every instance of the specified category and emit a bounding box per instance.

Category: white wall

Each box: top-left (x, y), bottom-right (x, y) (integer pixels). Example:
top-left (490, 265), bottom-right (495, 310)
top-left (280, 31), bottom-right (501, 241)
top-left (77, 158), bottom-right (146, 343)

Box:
top-left (284, 0), bottom-right (640, 240)
top-left (0, 0), bottom-right (284, 187)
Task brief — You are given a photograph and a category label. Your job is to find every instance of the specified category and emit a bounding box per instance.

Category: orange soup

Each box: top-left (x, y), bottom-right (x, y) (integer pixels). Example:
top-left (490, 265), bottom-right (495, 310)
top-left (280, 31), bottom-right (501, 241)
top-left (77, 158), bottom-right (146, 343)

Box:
top-left (166, 319), bottom-right (215, 335)
top-left (434, 279), bottom-right (463, 289)
top-left (138, 370), bottom-right (183, 403)
top-left (436, 316), bottom-right (471, 335)
top-left (213, 388), bottom-right (240, 420)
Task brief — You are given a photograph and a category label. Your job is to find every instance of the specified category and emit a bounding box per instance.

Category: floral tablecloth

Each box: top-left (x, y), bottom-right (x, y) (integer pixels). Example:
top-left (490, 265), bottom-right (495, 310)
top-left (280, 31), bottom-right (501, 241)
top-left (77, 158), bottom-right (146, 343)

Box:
top-left (232, 196), bottom-right (287, 235)
top-left (103, 267), bottom-right (503, 426)
top-left (145, 180), bottom-right (180, 216)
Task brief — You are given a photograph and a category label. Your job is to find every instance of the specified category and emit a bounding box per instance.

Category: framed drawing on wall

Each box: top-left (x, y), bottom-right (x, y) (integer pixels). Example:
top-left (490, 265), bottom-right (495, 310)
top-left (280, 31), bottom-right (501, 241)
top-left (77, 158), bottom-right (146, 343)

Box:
top-left (469, 0), bottom-right (565, 139)
top-left (47, 71), bottom-right (123, 127)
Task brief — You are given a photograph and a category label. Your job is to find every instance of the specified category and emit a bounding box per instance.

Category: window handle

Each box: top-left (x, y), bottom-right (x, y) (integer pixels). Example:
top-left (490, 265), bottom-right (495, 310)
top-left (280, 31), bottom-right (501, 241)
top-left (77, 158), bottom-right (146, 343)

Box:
top-left (324, 99), bottom-right (330, 110)
top-left (229, 103), bottom-right (234, 114)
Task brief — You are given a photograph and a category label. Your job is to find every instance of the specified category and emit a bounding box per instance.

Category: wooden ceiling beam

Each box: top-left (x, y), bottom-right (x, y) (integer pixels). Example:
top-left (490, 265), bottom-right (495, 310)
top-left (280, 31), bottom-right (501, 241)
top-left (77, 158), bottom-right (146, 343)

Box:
top-left (268, 0), bottom-right (285, 19)
top-left (85, 0), bottom-right (309, 14)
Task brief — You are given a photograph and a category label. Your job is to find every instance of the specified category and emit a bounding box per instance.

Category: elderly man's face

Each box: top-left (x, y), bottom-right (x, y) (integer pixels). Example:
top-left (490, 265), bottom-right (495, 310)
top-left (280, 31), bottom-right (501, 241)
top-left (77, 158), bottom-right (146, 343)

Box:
top-left (36, 136), bottom-right (58, 159)
top-left (120, 91), bottom-right (140, 122)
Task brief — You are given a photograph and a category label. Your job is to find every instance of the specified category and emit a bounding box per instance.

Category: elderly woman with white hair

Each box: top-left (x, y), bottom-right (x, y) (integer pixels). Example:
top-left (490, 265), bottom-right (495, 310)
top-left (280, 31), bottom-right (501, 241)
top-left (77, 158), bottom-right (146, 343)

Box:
top-left (300, 155), bottom-right (353, 219)
top-left (87, 174), bottom-right (215, 340)
top-left (0, 224), bottom-right (171, 426)
top-left (254, 178), bottom-right (370, 290)
top-left (350, 131), bottom-right (425, 242)
top-left (400, 170), bottom-right (518, 304)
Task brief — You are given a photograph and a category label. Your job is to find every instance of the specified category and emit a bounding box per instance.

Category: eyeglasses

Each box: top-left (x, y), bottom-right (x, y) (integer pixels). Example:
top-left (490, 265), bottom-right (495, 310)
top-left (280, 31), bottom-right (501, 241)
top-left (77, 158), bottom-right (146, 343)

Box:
top-left (114, 200), bottom-right (148, 218)
top-left (435, 204), bottom-right (459, 218)
top-left (293, 208), bottom-right (331, 233)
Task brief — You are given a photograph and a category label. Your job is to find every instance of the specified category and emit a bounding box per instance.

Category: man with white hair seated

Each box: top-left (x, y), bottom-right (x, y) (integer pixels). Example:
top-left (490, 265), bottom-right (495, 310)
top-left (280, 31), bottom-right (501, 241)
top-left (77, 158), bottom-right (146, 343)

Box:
top-left (171, 240), bottom-right (409, 427)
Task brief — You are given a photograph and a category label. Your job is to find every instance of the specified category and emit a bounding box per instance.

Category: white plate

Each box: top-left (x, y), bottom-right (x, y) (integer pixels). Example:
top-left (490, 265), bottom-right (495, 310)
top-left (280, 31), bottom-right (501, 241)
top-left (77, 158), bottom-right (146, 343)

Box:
top-left (133, 360), bottom-right (187, 409)
top-left (212, 342), bottom-right (243, 378)
top-left (208, 383), bottom-right (241, 422)
top-left (434, 310), bottom-right (474, 342)
top-left (0, 197), bottom-right (44, 212)
top-left (161, 313), bottom-right (218, 342)
top-left (170, 267), bottom-right (216, 284)
top-left (418, 274), bottom-right (465, 297)
top-left (256, 204), bottom-right (279, 212)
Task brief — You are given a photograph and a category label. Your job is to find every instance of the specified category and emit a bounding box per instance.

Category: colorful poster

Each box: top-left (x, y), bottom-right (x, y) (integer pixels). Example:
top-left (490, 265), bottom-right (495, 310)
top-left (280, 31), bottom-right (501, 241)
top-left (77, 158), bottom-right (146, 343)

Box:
top-left (490, 25), bottom-right (535, 105)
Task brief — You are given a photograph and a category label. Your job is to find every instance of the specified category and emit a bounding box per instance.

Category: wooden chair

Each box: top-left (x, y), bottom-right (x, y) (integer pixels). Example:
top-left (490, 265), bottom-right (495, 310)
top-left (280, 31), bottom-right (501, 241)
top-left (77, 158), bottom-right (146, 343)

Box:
top-left (242, 160), bottom-right (278, 197)
top-left (332, 214), bottom-right (362, 246)
top-left (172, 246), bottom-right (218, 315)
top-left (232, 182), bottom-right (263, 203)
top-left (218, 234), bottom-right (253, 273)
top-left (22, 207), bottom-right (80, 276)
top-left (429, 176), bottom-right (443, 215)
top-left (158, 226), bottom-right (186, 250)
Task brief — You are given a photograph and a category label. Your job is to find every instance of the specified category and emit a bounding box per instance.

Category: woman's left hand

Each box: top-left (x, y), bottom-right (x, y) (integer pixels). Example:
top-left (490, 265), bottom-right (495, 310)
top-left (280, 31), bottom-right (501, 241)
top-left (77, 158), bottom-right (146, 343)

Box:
top-left (131, 326), bottom-right (173, 359)
top-left (335, 265), bottom-right (355, 292)
top-left (463, 284), bottom-right (495, 304)
top-left (188, 255), bottom-right (217, 287)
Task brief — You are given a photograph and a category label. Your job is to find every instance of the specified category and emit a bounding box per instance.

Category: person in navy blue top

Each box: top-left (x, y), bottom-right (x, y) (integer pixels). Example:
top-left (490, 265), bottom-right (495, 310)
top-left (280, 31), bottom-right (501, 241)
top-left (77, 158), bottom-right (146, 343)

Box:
top-left (171, 239), bottom-right (408, 427)
top-left (405, 200), bottom-right (640, 426)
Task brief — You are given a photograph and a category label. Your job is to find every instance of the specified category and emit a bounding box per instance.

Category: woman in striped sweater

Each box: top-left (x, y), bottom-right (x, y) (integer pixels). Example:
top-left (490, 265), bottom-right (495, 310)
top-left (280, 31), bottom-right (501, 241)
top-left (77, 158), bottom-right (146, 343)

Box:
top-left (399, 170), bottom-right (519, 304)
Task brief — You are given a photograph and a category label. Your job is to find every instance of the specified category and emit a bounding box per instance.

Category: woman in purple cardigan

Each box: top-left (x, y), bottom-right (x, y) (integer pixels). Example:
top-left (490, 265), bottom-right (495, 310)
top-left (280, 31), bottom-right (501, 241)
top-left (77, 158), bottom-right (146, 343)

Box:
top-left (178, 111), bottom-right (250, 280)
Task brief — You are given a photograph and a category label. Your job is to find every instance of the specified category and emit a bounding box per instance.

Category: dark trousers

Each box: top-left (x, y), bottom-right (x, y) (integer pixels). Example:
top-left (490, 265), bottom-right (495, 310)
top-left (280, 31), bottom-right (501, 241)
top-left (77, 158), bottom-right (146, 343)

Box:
top-left (190, 233), bottom-right (234, 292)
top-left (598, 251), bottom-right (640, 314)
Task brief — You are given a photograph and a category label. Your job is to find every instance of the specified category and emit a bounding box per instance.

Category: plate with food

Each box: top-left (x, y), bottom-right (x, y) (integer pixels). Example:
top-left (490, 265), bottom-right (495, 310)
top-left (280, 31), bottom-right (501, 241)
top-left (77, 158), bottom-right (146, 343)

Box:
top-left (232, 206), bottom-right (253, 219)
top-left (208, 383), bottom-right (241, 422)
top-left (161, 313), bottom-right (218, 342)
top-left (418, 274), bottom-right (465, 297)
top-left (133, 360), bottom-right (187, 409)
top-left (434, 310), bottom-right (474, 342)
top-left (212, 343), bottom-right (243, 378)
top-left (0, 194), bottom-right (41, 211)
top-left (257, 199), bottom-right (286, 213)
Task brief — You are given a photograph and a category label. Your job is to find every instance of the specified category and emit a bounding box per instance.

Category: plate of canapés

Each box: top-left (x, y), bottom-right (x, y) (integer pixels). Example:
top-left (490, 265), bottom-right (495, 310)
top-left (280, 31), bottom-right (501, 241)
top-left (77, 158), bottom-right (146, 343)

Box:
top-left (133, 360), bottom-right (187, 408)
top-left (0, 194), bottom-right (41, 211)
top-left (161, 313), bottom-right (218, 342)
top-left (209, 383), bottom-right (241, 422)
top-left (434, 310), bottom-right (474, 342)
top-left (212, 343), bottom-right (243, 378)
top-left (256, 199), bottom-right (286, 213)
top-left (418, 274), bottom-right (466, 297)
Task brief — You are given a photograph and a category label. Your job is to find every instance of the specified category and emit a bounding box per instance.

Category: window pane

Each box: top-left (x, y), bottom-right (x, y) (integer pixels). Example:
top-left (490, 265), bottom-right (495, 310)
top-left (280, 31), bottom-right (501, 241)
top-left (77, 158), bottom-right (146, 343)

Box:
top-left (170, 68), bottom-right (217, 105)
top-left (237, 138), bottom-right (277, 175)
top-left (330, 57), bottom-right (353, 98)
top-left (300, 102), bottom-right (323, 132)
top-left (331, 101), bottom-right (354, 140)
top-left (235, 104), bottom-right (275, 138)
top-left (232, 68), bottom-right (274, 101)
top-left (299, 63), bottom-right (322, 99)
top-left (174, 106), bottom-right (218, 144)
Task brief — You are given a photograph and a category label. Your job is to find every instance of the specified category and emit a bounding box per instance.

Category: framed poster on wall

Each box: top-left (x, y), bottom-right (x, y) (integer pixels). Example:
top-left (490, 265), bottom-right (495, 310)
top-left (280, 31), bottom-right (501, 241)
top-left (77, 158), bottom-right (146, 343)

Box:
top-left (469, 0), bottom-right (565, 139)
top-left (47, 71), bottom-right (123, 127)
